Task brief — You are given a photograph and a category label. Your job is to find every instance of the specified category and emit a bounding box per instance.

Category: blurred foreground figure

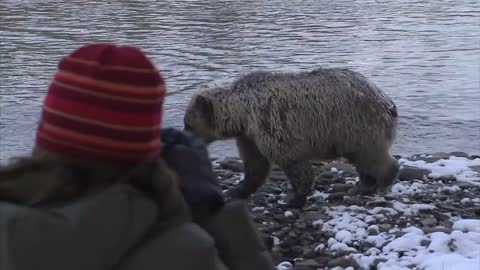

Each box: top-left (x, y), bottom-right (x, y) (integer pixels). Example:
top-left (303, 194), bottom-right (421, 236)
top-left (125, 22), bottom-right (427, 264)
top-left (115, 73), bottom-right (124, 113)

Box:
top-left (0, 43), bottom-right (274, 270)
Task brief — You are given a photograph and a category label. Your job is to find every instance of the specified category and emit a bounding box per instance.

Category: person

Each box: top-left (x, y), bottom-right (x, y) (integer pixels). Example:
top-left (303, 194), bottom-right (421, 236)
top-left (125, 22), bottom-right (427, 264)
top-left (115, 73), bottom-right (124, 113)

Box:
top-left (0, 43), bottom-right (275, 270)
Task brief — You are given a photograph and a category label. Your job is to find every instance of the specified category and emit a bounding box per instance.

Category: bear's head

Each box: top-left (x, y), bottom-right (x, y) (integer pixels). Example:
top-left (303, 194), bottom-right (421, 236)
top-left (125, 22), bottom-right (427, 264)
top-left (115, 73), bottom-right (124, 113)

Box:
top-left (184, 93), bottom-right (219, 144)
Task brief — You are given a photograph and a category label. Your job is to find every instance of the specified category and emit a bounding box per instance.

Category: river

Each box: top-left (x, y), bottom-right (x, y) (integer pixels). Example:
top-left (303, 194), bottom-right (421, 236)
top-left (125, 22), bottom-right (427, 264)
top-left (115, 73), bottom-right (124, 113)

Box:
top-left (1, 0), bottom-right (479, 162)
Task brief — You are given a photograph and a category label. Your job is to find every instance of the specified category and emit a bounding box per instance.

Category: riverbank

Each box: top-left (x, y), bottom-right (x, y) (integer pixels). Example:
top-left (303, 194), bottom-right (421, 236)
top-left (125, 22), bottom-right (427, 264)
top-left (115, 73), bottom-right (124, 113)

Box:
top-left (212, 152), bottom-right (480, 270)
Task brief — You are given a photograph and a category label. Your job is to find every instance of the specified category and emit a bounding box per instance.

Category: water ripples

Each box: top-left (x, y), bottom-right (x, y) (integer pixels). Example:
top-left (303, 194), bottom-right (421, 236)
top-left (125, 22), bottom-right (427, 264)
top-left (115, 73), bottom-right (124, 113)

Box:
top-left (1, 0), bottom-right (479, 160)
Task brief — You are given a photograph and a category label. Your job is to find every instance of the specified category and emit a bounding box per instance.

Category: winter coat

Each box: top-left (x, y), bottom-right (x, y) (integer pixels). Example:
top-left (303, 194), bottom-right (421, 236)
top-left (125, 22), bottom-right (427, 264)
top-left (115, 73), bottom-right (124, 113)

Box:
top-left (0, 183), bottom-right (275, 270)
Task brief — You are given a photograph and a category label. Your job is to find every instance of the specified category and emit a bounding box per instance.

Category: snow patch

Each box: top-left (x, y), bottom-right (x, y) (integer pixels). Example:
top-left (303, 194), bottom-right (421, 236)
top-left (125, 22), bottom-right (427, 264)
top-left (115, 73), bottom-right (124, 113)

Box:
top-left (400, 156), bottom-right (480, 185)
top-left (452, 219), bottom-right (480, 233)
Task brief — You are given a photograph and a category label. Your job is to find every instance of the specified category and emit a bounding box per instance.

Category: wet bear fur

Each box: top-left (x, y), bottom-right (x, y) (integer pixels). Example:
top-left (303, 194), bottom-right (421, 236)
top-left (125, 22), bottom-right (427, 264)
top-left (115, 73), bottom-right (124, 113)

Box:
top-left (184, 67), bottom-right (400, 208)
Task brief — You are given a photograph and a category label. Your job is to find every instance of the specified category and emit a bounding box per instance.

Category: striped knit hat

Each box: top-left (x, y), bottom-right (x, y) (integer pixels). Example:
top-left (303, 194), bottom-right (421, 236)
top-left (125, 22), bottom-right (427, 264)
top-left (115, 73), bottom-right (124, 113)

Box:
top-left (35, 43), bottom-right (166, 163)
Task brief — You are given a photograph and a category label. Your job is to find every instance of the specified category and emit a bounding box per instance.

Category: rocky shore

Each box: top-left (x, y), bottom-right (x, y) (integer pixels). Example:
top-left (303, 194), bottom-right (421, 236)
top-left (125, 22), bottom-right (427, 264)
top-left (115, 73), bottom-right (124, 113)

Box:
top-left (212, 152), bottom-right (480, 270)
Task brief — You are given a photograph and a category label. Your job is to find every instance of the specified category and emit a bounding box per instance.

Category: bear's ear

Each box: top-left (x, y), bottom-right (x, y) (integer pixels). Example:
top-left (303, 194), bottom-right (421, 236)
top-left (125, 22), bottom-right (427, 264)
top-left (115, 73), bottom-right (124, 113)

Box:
top-left (195, 95), bottom-right (215, 124)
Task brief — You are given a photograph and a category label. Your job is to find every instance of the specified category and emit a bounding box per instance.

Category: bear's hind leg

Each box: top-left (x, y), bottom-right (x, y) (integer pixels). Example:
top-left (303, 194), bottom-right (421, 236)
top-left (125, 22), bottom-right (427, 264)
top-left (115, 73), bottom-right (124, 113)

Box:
top-left (227, 136), bottom-right (272, 200)
top-left (281, 161), bottom-right (314, 208)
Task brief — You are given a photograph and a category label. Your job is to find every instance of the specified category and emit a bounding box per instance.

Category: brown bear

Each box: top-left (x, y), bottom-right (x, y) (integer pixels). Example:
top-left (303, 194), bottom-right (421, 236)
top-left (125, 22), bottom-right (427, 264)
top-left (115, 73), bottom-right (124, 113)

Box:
top-left (184, 67), bottom-right (400, 208)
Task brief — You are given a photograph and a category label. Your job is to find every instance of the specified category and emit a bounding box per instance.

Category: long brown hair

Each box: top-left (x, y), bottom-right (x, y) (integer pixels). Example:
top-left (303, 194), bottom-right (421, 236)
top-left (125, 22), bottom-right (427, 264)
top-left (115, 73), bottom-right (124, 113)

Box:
top-left (0, 146), bottom-right (188, 219)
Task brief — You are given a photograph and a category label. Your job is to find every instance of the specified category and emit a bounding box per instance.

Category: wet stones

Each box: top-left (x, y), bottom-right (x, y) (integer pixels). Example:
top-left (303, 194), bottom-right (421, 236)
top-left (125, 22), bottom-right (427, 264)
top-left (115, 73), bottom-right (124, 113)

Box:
top-left (327, 255), bottom-right (361, 269)
top-left (213, 155), bottom-right (480, 270)
top-left (398, 165), bottom-right (431, 181)
top-left (217, 158), bottom-right (244, 172)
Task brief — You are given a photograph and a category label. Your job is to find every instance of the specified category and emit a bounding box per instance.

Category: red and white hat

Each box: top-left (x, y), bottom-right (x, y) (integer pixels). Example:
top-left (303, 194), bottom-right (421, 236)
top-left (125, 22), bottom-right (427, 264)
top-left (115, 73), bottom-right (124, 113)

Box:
top-left (35, 43), bottom-right (166, 163)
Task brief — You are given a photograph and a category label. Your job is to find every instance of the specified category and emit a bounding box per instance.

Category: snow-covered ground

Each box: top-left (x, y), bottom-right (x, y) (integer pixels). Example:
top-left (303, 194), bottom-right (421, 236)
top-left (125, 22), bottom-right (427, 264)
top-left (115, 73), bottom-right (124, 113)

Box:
top-left (399, 156), bottom-right (480, 186)
top-left (269, 154), bottom-right (480, 270)
top-left (315, 204), bottom-right (480, 270)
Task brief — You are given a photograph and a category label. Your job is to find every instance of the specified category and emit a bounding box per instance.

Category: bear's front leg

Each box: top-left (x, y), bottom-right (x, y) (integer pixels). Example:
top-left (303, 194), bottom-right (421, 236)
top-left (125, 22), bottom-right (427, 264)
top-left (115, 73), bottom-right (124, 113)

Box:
top-left (226, 136), bottom-right (272, 200)
top-left (281, 161), bottom-right (314, 208)
top-left (352, 172), bottom-right (377, 196)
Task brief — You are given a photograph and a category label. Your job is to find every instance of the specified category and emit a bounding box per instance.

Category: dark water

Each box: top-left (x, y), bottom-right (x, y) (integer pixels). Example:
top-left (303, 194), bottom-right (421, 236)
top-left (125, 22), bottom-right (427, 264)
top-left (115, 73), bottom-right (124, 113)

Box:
top-left (1, 0), bottom-right (479, 162)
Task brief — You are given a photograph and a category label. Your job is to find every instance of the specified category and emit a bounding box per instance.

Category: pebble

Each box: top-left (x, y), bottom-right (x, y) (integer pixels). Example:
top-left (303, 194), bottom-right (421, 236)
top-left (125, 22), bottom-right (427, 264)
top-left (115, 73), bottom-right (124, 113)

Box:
top-left (327, 255), bottom-right (361, 269)
top-left (398, 166), bottom-right (431, 181)
top-left (378, 223), bottom-right (393, 232)
top-left (449, 151), bottom-right (470, 158)
top-left (367, 200), bottom-right (394, 208)
top-left (218, 158), bottom-right (244, 172)
top-left (302, 211), bottom-right (328, 223)
top-left (372, 258), bottom-right (388, 268)
top-left (327, 192), bottom-right (346, 202)
top-left (330, 183), bottom-right (355, 193)
top-left (469, 165), bottom-right (480, 173)
top-left (420, 239), bottom-right (431, 247)
top-left (422, 226), bottom-right (453, 234)
top-left (460, 198), bottom-right (474, 207)
top-left (344, 196), bottom-right (367, 206)
top-left (367, 225), bottom-right (380, 235)
top-left (420, 216), bottom-right (437, 227)
top-left (313, 255), bottom-right (330, 266)
top-left (294, 259), bottom-right (320, 269)
top-left (319, 171), bottom-right (335, 179)
top-left (438, 175), bottom-right (457, 183)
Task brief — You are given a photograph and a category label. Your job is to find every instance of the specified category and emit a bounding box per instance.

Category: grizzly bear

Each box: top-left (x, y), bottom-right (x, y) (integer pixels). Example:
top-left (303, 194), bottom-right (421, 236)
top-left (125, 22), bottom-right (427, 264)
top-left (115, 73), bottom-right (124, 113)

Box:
top-left (184, 67), bottom-right (400, 208)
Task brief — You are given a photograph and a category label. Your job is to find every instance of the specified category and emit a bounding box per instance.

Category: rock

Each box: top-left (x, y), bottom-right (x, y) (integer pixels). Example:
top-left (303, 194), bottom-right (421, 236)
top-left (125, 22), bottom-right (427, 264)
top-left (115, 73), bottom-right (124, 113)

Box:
top-left (471, 155), bottom-right (480, 159)
top-left (344, 196), bottom-right (367, 206)
top-left (430, 210), bottom-right (450, 222)
top-left (294, 259), bottom-right (320, 269)
top-left (274, 214), bottom-right (289, 224)
top-left (331, 183), bottom-right (355, 193)
top-left (291, 246), bottom-right (304, 257)
top-left (319, 171), bottom-right (335, 179)
top-left (302, 211), bottom-right (328, 223)
top-left (367, 200), bottom-right (394, 208)
top-left (469, 165), bottom-right (480, 173)
top-left (438, 176), bottom-right (457, 183)
top-left (276, 261), bottom-right (293, 270)
top-left (430, 152), bottom-right (452, 161)
top-left (311, 160), bottom-right (327, 166)
top-left (398, 166), bottom-right (430, 181)
top-left (450, 151), bottom-right (470, 158)
top-left (327, 255), bottom-right (361, 269)
top-left (313, 256), bottom-right (330, 266)
top-left (383, 194), bottom-right (399, 201)
top-left (300, 232), bottom-right (315, 242)
top-left (295, 221), bottom-right (308, 230)
top-left (332, 175), bottom-right (348, 184)
top-left (279, 238), bottom-right (295, 249)
top-left (372, 258), bottom-right (388, 268)
top-left (435, 203), bottom-right (460, 212)
top-left (215, 169), bottom-right (235, 179)
top-left (378, 223), bottom-right (393, 232)
top-left (420, 216), bottom-right (437, 227)
top-left (420, 239), bottom-right (431, 246)
top-left (368, 225), bottom-right (380, 235)
top-left (460, 198), bottom-right (474, 207)
top-left (263, 185), bottom-right (284, 195)
top-left (455, 181), bottom-right (475, 189)
top-left (218, 158), bottom-right (244, 172)
top-left (302, 249), bottom-right (316, 259)
top-left (327, 192), bottom-right (346, 202)
top-left (322, 161), bottom-right (358, 175)
top-left (422, 226), bottom-right (453, 234)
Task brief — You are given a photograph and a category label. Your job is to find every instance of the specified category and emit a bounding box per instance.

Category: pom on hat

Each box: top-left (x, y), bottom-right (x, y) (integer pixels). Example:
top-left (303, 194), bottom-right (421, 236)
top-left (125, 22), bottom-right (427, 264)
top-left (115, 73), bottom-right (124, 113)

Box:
top-left (35, 43), bottom-right (166, 163)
